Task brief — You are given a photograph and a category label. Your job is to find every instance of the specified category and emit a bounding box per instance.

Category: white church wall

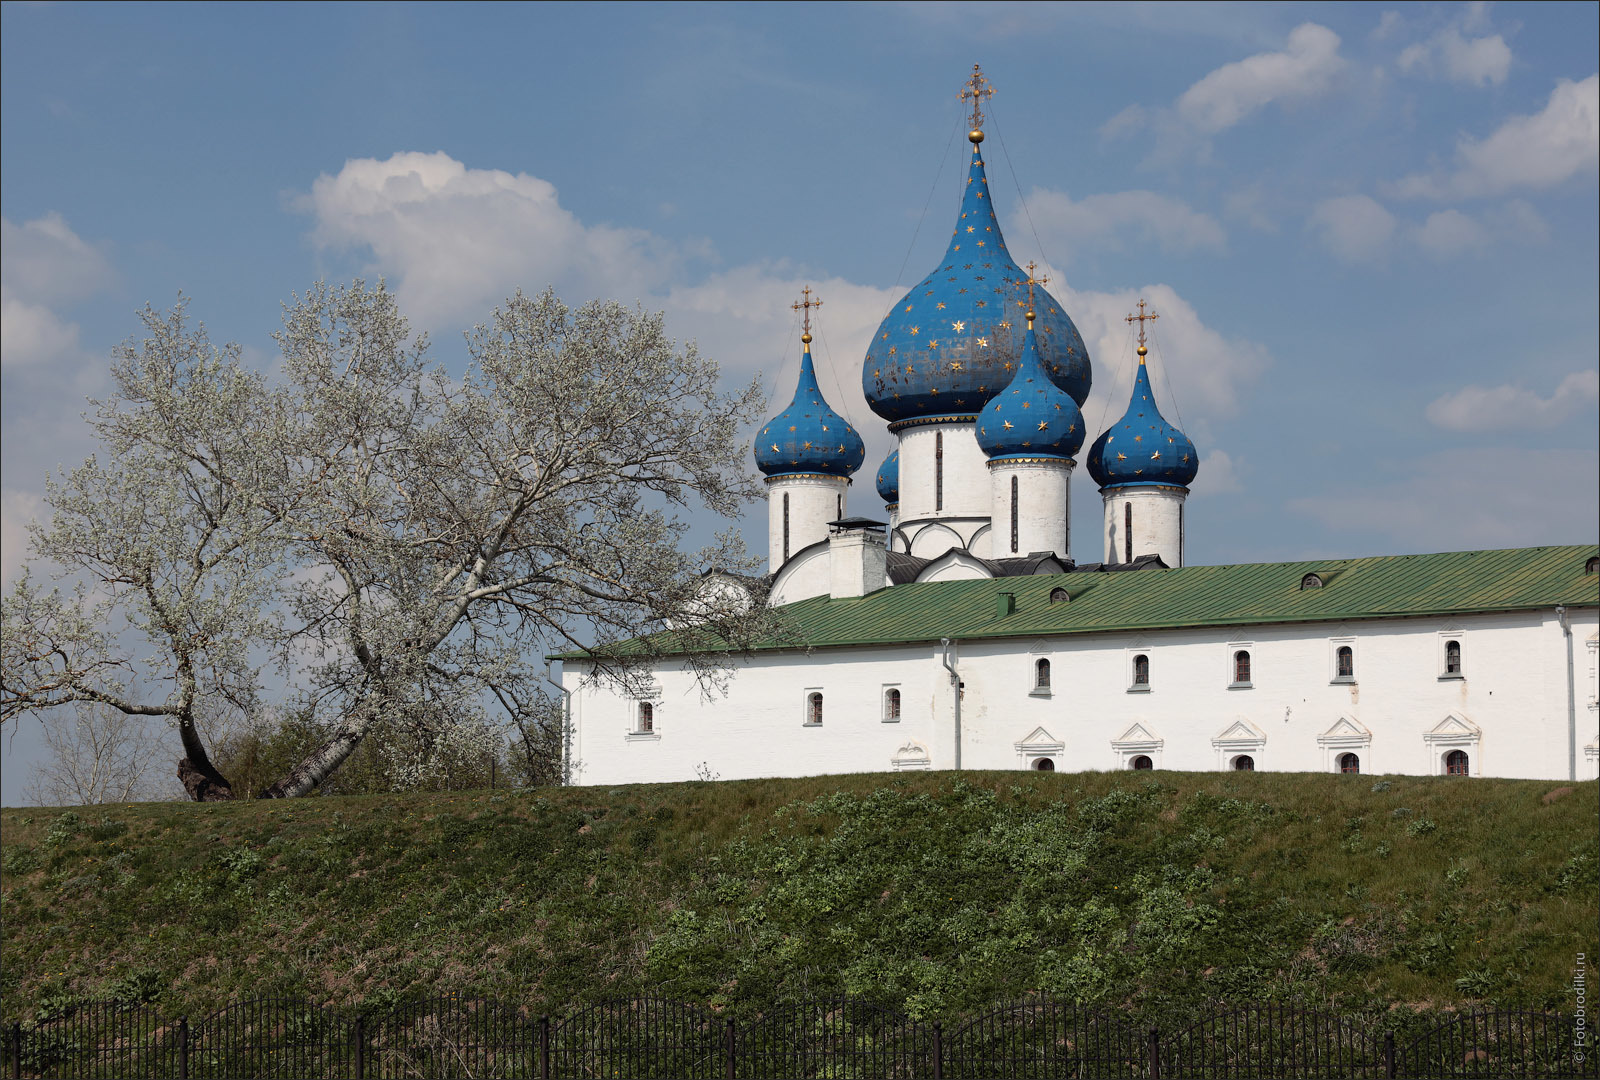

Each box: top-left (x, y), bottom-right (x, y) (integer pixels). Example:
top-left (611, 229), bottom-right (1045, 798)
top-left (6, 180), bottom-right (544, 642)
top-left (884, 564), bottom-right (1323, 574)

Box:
top-left (766, 474), bottom-right (848, 571)
top-left (567, 605), bottom-right (1598, 786)
top-left (987, 459), bottom-right (1072, 559)
top-left (897, 422), bottom-right (990, 557)
top-left (1101, 487), bottom-right (1186, 567)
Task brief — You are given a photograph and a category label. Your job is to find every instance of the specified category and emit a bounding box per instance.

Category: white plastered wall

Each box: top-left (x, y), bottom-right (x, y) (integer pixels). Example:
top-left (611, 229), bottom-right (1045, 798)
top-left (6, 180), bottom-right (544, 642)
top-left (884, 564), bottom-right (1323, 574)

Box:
top-left (767, 474), bottom-right (848, 571)
top-left (1101, 486), bottom-right (1186, 566)
top-left (896, 422), bottom-right (990, 558)
top-left (567, 605), bottom-right (1598, 785)
top-left (988, 459), bottom-right (1072, 559)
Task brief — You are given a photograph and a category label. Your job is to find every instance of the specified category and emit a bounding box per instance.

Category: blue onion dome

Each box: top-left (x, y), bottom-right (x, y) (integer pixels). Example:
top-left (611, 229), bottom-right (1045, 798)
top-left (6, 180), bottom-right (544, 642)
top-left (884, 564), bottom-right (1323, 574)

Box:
top-left (875, 447), bottom-right (900, 504)
top-left (1086, 348), bottom-right (1198, 489)
top-left (862, 138), bottom-right (1092, 426)
top-left (976, 319), bottom-right (1085, 461)
top-left (754, 336), bottom-right (866, 480)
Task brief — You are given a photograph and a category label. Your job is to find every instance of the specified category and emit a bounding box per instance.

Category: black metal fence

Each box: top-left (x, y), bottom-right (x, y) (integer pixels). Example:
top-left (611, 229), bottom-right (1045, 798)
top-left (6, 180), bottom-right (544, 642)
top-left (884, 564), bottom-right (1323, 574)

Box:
top-left (6, 998), bottom-right (1593, 1079)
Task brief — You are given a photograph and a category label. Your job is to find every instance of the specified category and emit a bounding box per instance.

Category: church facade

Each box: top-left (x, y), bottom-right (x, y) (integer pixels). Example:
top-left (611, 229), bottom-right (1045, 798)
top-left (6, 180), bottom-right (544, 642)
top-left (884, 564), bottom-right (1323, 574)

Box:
top-left (561, 74), bottom-right (1600, 786)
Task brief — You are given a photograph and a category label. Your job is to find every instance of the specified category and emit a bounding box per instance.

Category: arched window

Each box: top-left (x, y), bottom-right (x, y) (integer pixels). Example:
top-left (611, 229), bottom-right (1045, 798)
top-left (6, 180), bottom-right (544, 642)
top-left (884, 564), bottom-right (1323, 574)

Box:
top-left (1445, 749), bottom-right (1469, 776)
top-left (1133, 654), bottom-right (1150, 686)
top-left (1049, 587), bottom-right (1070, 604)
top-left (1034, 758), bottom-right (1055, 772)
top-left (1233, 754), bottom-right (1255, 771)
top-left (1035, 658), bottom-right (1051, 689)
top-left (1336, 646), bottom-right (1354, 679)
top-left (1587, 555), bottom-right (1599, 574)
top-left (837, 493), bottom-right (843, 519)
top-left (1301, 572), bottom-right (1324, 589)
top-left (807, 692), bottom-right (823, 726)
top-left (1130, 755), bottom-right (1153, 770)
top-left (1339, 752), bottom-right (1360, 774)
top-left (1233, 650), bottom-right (1252, 685)
top-left (637, 702), bottom-right (653, 733)
top-left (883, 688), bottom-right (901, 722)
top-left (935, 431), bottom-right (944, 512)
top-left (1445, 639), bottom-right (1461, 675)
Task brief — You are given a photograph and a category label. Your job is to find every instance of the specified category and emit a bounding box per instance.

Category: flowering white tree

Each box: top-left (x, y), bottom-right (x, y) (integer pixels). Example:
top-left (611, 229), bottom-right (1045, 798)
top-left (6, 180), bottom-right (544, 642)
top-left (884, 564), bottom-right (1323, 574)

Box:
top-left (2, 282), bottom-right (772, 800)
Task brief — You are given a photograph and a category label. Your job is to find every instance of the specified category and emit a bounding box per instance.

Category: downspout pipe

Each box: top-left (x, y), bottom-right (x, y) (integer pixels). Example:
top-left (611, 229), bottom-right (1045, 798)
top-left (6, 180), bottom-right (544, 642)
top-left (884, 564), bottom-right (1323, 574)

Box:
top-left (1557, 606), bottom-right (1575, 782)
top-left (542, 661), bottom-right (575, 786)
top-left (941, 637), bottom-right (961, 770)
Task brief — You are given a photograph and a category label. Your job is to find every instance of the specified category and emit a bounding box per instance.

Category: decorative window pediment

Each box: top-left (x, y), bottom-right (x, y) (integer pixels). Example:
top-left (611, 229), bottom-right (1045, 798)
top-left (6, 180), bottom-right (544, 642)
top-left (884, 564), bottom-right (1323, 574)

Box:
top-left (1015, 726), bottom-right (1065, 756)
top-left (1111, 722), bottom-right (1163, 751)
top-left (892, 740), bottom-right (931, 771)
top-left (1212, 717), bottom-right (1267, 750)
top-left (1423, 714), bottom-right (1480, 744)
top-left (1317, 717), bottom-right (1372, 749)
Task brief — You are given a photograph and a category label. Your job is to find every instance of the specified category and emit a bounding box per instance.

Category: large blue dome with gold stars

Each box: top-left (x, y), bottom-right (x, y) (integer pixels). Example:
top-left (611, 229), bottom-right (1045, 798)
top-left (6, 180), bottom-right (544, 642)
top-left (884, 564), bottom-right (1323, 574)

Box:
top-left (755, 346), bottom-right (866, 479)
top-left (976, 321), bottom-right (1085, 461)
top-left (1086, 358), bottom-right (1198, 489)
top-left (862, 139), bottom-right (1092, 426)
top-left (875, 447), bottom-right (899, 504)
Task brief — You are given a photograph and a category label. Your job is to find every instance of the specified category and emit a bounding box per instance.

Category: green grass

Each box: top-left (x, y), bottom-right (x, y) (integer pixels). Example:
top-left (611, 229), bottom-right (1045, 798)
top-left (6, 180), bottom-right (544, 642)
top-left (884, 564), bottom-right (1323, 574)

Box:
top-left (1, 771), bottom-right (1594, 1025)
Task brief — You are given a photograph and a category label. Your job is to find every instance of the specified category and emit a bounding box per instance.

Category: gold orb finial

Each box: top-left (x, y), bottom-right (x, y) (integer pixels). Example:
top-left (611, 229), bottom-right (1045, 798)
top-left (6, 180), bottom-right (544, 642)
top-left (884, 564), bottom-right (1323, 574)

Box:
top-left (1137, 343), bottom-right (1148, 359)
top-left (968, 128), bottom-right (985, 144)
top-left (801, 332), bottom-right (812, 345)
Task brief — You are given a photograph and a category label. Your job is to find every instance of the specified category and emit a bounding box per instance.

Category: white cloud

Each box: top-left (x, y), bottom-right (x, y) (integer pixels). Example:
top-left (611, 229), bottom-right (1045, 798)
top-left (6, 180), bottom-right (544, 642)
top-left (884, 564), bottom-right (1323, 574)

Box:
top-left (303, 151), bottom-right (682, 329)
top-left (1289, 447), bottom-right (1598, 552)
top-left (1413, 208), bottom-right (1489, 256)
top-left (1397, 25), bottom-right (1512, 87)
top-left (1, 286), bottom-right (84, 369)
top-left (1392, 75), bottom-right (1599, 198)
top-left (1023, 188), bottom-right (1227, 257)
top-left (1426, 370), bottom-right (1599, 432)
top-left (1372, 11), bottom-right (1403, 42)
top-left (1192, 449), bottom-right (1242, 496)
top-left (1055, 278), bottom-right (1270, 426)
top-left (1307, 195), bottom-right (1396, 263)
top-left (0, 213), bottom-right (113, 307)
top-left (1176, 23), bottom-right (1346, 133)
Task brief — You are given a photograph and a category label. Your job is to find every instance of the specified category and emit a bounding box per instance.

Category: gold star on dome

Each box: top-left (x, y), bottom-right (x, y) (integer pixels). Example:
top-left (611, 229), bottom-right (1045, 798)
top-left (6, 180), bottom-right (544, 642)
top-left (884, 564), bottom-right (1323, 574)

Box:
top-left (904, 304), bottom-right (913, 313)
top-left (977, 241), bottom-right (986, 247)
top-left (1068, 424), bottom-right (1076, 433)
top-left (873, 369), bottom-right (881, 378)
top-left (1151, 451), bottom-right (1161, 460)
top-left (952, 320), bottom-right (966, 332)
top-left (889, 346), bottom-right (897, 355)
top-left (1134, 435), bottom-right (1142, 442)
top-left (936, 301), bottom-right (947, 310)
top-left (949, 360), bottom-right (962, 371)
top-left (1117, 452), bottom-right (1127, 461)
top-left (788, 425), bottom-right (796, 432)
top-left (999, 320), bottom-right (1012, 329)
top-left (1003, 420), bottom-right (1014, 430)
top-left (1037, 421), bottom-right (1049, 431)
top-left (1021, 401), bottom-right (1030, 409)
top-left (909, 326), bottom-right (920, 335)
top-left (770, 444), bottom-right (779, 452)
top-left (976, 337), bottom-right (989, 347)
top-left (966, 226), bottom-right (975, 233)
top-left (838, 444), bottom-right (846, 453)
top-left (803, 441), bottom-right (813, 450)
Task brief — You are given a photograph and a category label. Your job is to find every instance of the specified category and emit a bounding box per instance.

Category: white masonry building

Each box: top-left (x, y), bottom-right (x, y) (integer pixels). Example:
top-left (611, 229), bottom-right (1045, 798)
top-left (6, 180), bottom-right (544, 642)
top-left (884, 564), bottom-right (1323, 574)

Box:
top-left (561, 85), bottom-right (1600, 786)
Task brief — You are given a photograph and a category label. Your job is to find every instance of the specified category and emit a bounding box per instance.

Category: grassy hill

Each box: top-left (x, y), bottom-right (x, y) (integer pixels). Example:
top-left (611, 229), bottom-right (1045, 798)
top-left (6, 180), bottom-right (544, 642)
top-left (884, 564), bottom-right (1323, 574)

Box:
top-left (1, 771), bottom-right (1594, 1025)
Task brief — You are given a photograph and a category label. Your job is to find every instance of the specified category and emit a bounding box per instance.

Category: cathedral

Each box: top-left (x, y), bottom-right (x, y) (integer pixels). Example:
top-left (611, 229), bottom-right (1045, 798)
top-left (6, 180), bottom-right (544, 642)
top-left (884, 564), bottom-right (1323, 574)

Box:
top-left (562, 70), bottom-right (1599, 786)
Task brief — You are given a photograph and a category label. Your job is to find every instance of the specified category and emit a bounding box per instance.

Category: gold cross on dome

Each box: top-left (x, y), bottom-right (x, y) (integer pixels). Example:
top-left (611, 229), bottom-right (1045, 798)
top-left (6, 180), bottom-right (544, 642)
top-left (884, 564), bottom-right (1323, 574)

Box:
top-left (792, 286), bottom-right (823, 338)
top-left (1024, 261), bottom-right (1048, 321)
top-left (960, 64), bottom-right (994, 131)
top-left (1126, 298), bottom-right (1158, 355)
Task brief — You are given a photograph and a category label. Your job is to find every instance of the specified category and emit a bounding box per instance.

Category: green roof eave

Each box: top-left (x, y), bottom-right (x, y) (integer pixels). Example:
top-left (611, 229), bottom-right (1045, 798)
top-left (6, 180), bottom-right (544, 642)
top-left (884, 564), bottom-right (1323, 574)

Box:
top-left (555, 544), bottom-right (1600, 660)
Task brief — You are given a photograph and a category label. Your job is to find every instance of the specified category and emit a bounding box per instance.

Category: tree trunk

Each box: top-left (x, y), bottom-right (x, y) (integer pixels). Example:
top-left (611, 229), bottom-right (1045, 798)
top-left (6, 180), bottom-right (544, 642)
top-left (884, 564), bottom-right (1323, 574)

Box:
top-left (176, 716), bottom-right (234, 801)
top-left (260, 723), bottom-right (367, 799)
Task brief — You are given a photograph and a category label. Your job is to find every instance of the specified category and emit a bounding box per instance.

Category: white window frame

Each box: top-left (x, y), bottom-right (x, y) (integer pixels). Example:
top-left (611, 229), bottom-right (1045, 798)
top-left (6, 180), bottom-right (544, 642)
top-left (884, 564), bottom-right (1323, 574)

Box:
top-left (1422, 713), bottom-right (1480, 775)
top-left (1227, 641), bottom-right (1255, 689)
top-left (1029, 656), bottom-right (1053, 698)
top-left (1014, 726), bottom-right (1064, 770)
top-left (881, 684), bottom-right (903, 723)
top-left (1317, 716), bottom-right (1372, 772)
top-left (891, 740), bottom-right (931, 771)
top-left (1111, 722), bottom-right (1163, 770)
top-left (1330, 637), bottom-right (1356, 684)
top-left (1212, 717), bottom-right (1267, 770)
top-left (1437, 628), bottom-right (1465, 680)
top-left (1126, 648), bottom-right (1152, 694)
top-left (802, 688), bottom-right (825, 727)
top-left (625, 698), bottom-right (662, 742)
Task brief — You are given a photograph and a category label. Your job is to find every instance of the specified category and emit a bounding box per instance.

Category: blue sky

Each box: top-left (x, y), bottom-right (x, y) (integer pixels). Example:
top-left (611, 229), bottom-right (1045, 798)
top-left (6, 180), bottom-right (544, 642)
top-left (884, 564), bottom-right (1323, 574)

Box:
top-left (3, 1), bottom-right (1596, 579)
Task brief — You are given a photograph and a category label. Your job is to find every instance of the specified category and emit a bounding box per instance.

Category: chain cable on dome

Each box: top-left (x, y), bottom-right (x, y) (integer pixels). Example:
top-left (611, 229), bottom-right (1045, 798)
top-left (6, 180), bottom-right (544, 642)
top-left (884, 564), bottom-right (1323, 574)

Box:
top-left (984, 101), bottom-right (1056, 290)
top-left (880, 115), bottom-right (964, 323)
top-left (1094, 316), bottom-right (1140, 437)
top-left (1146, 319), bottom-right (1188, 439)
top-left (761, 305), bottom-right (805, 418)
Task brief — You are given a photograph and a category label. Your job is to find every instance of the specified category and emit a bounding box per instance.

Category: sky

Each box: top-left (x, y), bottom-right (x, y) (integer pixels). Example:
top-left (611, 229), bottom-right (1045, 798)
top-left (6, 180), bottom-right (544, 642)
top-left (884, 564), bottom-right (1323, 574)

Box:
top-left (2, 3), bottom-right (1597, 795)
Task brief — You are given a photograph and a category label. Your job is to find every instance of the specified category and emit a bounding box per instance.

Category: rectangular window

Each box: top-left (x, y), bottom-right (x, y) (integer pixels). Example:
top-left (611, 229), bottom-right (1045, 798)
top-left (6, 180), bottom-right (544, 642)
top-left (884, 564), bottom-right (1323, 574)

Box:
top-left (936, 431), bottom-right (944, 512)
top-left (1124, 502), bottom-right (1133, 563)
top-left (783, 492), bottom-right (790, 562)
top-left (1010, 474), bottom-right (1019, 554)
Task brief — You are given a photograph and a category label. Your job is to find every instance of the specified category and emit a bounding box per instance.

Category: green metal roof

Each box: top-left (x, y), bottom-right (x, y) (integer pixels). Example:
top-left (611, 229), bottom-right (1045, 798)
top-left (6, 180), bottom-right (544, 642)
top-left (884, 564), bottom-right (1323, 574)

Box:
top-left (568, 544), bottom-right (1599, 659)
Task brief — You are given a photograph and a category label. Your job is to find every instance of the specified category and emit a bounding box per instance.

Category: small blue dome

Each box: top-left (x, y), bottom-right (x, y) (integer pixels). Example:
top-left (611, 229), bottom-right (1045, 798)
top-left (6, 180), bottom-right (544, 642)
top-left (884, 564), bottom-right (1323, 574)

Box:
top-left (755, 346), bottom-right (866, 479)
top-left (862, 142), bottom-right (1092, 425)
top-left (976, 322), bottom-right (1085, 461)
top-left (875, 448), bottom-right (900, 504)
top-left (1086, 360), bottom-right (1198, 489)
